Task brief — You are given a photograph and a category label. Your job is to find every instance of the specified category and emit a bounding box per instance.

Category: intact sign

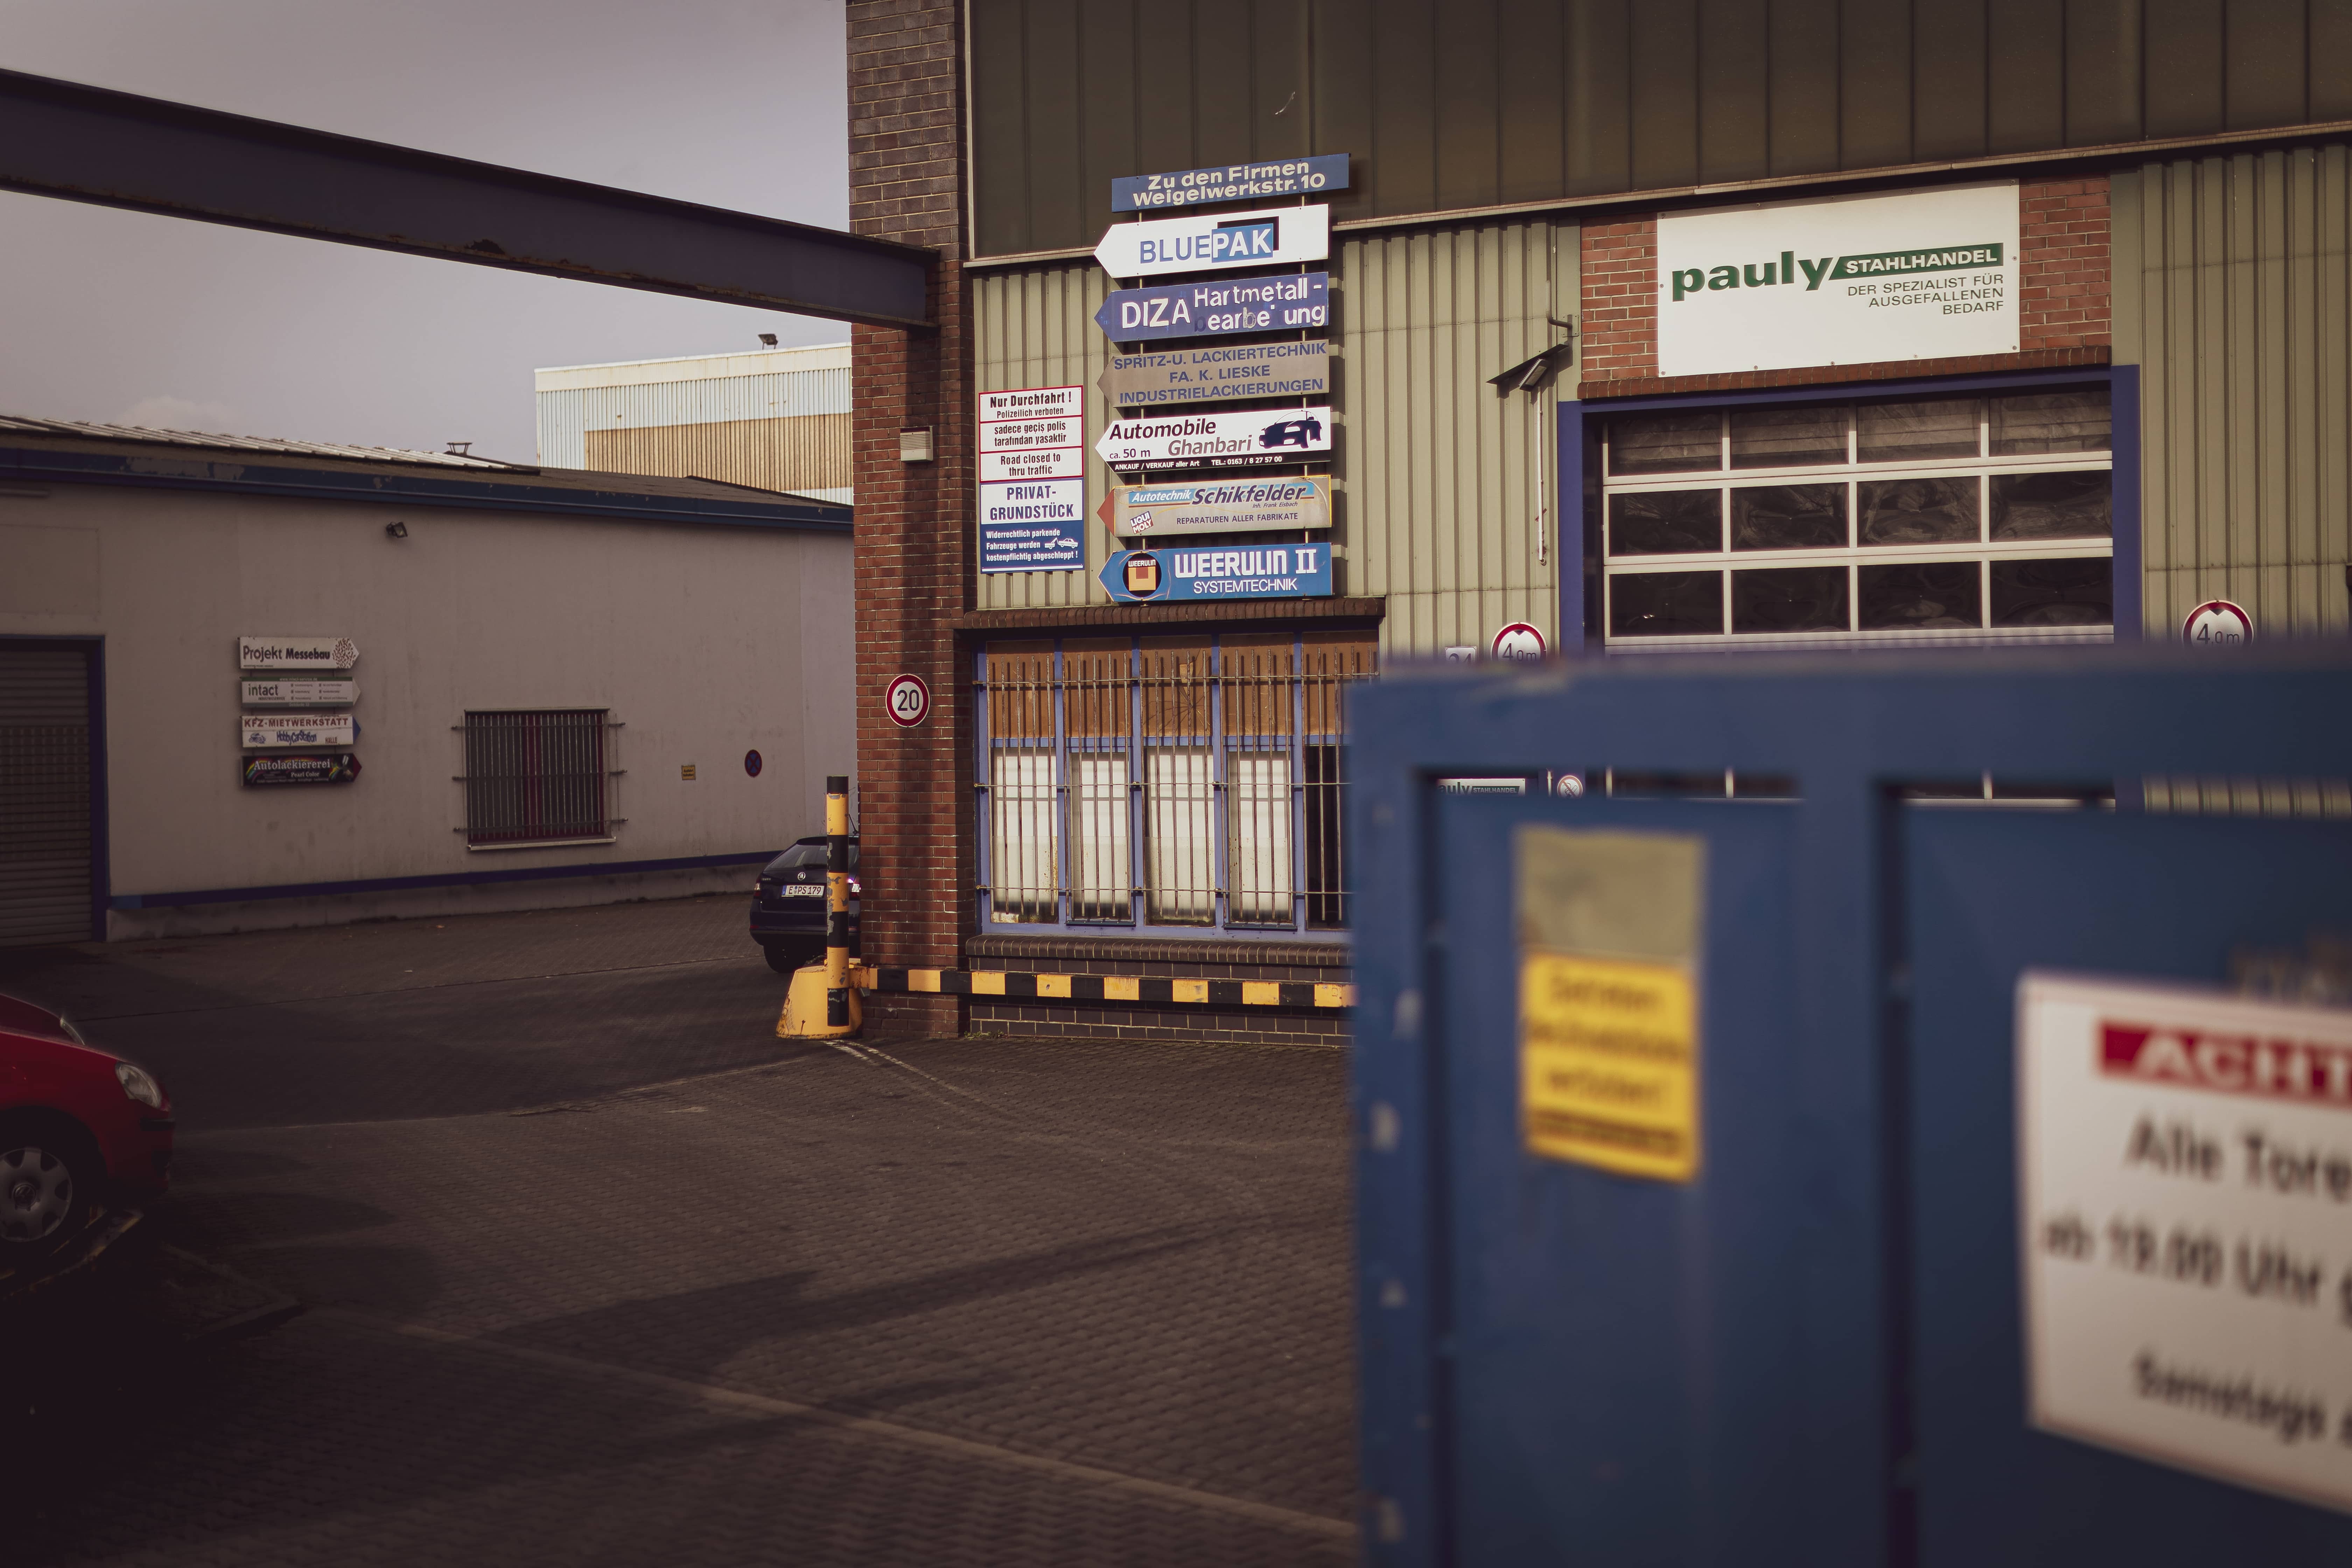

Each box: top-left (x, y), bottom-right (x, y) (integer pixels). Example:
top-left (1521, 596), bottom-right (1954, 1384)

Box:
top-left (1095, 272), bottom-right (1330, 343)
top-left (1094, 204), bottom-right (1330, 279)
top-left (2019, 972), bottom-right (2352, 1514)
top-left (1097, 544), bottom-right (1332, 603)
top-left (1096, 407), bottom-right (1332, 471)
top-left (1656, 182), bottom-right (2021, 378)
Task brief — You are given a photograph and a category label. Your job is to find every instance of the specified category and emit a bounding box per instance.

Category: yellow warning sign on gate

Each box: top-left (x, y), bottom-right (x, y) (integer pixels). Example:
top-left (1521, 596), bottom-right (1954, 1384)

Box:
top-left (1520, 952), bottom-right (1699, 1181)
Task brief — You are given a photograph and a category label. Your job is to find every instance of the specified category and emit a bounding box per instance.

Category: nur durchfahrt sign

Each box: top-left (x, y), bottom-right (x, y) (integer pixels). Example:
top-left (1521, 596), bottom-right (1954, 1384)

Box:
top-left (1656, 182), bottom-right (2021, 378)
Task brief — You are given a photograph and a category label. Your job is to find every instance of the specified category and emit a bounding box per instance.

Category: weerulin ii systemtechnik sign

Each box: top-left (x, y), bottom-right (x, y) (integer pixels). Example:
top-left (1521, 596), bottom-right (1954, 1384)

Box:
top-left (1654, 182), bottom-right (2021, 378)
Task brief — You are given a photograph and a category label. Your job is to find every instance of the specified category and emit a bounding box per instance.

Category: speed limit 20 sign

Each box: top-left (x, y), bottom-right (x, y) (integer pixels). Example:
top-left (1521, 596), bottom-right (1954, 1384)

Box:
top-left (883, 673), bottom-right (932, 728)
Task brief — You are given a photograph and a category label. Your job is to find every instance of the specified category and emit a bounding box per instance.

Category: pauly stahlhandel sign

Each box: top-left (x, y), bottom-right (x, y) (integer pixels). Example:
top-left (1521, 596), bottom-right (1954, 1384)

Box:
top-left (1098, 542), bottom-right (1333, 604)
top-left (1654, 181), bottom-right (2021, 378)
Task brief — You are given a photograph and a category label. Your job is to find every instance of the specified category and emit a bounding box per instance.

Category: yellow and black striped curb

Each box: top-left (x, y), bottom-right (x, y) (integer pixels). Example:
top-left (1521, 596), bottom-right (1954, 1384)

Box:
top-left (856, 966), bottom-right (1353, 1009)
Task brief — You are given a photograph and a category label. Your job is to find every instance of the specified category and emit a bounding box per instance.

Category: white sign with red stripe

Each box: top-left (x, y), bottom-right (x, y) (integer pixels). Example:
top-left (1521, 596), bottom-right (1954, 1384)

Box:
top-left (978, 386), bottom-right (1084, 483)
top-left (883, 673), bottom-right (931, 729)
top-left (2019, 971), bottom-right (2352, 1514)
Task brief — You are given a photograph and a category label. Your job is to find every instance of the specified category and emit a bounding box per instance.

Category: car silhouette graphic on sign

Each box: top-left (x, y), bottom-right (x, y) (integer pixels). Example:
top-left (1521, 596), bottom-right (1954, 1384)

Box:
top-left (1259, 416), bottom-right (1324, 450)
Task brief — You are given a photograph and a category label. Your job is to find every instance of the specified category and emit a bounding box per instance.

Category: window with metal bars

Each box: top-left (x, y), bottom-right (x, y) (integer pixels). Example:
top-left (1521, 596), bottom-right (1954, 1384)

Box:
top-left (462, 709), bottom-right (612, 846)
top-left (976, 633), bottom-right (1371, 933)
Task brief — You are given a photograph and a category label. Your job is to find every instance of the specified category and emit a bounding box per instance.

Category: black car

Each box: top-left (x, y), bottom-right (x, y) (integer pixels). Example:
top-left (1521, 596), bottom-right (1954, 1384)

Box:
top-left (749, 836), bottom-right (860, 973)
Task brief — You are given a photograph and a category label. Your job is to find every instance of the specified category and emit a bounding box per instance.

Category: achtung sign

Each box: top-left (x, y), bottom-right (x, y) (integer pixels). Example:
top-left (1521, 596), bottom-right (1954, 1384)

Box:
top-left (1516, 827), bottom-right (1706, 1182)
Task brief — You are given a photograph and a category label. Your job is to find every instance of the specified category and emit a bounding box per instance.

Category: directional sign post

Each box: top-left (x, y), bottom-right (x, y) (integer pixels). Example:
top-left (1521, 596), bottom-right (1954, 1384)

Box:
top-left (1097, 477), bottom-right (1333, 538)
top-left (1111, 155), bottom-right (1350, 212)
top-left (1096, 407), bottom-right (1332, 471)
top-left (1094, 204), bottom-right (1330, 280)
top-left (1097, 542), bottom-right (1334, 604)
top-left (1094, 272), bottom-right (1330, 343)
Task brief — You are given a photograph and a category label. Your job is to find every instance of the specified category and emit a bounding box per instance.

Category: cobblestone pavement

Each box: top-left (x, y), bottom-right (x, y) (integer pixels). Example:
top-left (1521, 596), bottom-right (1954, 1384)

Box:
top-left (0, 898), bottom-right (1356, 1565)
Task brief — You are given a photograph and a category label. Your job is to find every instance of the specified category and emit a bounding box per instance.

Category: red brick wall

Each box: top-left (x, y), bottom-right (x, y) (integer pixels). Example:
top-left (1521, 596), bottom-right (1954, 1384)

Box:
top-left (849, 0), bottom-right (967, 1038)
top-left (1578, 177), bottom-right (2112, 399)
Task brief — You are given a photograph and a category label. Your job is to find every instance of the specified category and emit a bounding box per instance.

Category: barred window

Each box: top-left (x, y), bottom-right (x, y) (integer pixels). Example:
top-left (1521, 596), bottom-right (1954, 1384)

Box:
top-left (462, 709), bottom-right (613, 847)
top-left (978, 633), bottom-right (1371, 932)
top-left (1602, 385), bottom-right (2115, 649)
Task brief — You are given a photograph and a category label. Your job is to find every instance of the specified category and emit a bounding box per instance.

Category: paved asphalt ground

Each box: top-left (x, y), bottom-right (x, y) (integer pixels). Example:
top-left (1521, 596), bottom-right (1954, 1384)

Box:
top-left (0, 896), bottom-right (1357, 1566)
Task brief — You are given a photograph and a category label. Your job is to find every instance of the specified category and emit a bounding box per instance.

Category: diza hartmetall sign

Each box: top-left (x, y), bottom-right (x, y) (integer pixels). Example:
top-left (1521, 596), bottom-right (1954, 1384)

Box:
top-left (1655, 181), bottom-right (2021, 378)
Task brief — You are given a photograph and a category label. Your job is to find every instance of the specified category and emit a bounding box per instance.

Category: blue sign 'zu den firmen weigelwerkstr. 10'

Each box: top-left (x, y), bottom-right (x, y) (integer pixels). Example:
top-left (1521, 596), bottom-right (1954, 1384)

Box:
top-left (1095, 272), bottom-right (1330, 343)
top-left (1111, 155), bottom-right (1350, 212)
top-left (1097, 542), bottom-right (1333, 604)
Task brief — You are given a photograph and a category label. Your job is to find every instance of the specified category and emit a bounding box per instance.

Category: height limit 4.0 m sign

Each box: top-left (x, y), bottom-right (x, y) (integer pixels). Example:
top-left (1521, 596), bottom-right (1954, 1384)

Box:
top-left (883, 674), bottom-right (930, 729)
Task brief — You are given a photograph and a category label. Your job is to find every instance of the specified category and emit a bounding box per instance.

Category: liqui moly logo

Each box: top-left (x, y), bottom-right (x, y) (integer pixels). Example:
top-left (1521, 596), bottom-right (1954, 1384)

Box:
top-left (2100, 1022), bottom-right (2352, 1109)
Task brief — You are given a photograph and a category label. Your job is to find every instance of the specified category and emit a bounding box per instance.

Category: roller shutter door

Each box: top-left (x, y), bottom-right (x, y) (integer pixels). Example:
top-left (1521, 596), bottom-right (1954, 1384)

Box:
top-left (0, 648), bottom-right (94, 946)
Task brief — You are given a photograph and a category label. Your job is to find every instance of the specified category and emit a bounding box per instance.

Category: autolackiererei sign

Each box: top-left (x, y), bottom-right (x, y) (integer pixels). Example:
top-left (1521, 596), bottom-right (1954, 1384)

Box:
top-left (1096, 407), bottom-right (1332, 471)
top-left (1655, 181), bottom-right (2021, 378)
top-left (1110, 154), bottom-right (1349, 212)
top-left (1098, 543), bottom-right (1332, 604)
top-left (1094, 204), bottom-right (1330, 279)
top-left (1099, 476), bottom-right (1332, 538)
top-left (1095, 272), bottom-right (1330, 343)
top-left (1099, 340), bottom-right (1329, 408)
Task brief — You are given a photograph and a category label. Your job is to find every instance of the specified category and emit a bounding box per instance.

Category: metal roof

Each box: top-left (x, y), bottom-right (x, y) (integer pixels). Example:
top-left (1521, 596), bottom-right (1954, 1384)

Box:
top-left (0, 413), bottom-right (518, 469)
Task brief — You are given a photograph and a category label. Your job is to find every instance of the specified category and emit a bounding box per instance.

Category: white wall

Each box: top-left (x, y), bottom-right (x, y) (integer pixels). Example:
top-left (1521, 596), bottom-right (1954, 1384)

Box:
top-left (0, 482), bottom-right (853, 934)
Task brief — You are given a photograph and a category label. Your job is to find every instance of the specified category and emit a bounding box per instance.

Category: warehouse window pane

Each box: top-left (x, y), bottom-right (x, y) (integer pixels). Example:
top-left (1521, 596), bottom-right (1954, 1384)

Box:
top-left (1609, 490), bottom-right (1721, 555)
top-left (463, 710), bottom-right (609, 846)
top-left (1611, 571), bottom-right (1724, 637)
top-left (1732, 484), bottom-right (1847, 550)
top-left (1989, 389), bottom-right (2110, 454)
top-left (1990, 470), bottom-right (2111, 540)
top-left (1607, 412), bottom-right (1720, 475)
top-left (1860, 477), bottom-right (1979, 545)
top-left (1858, 397), bottom-right (1981, 461)
top-left (1991, 558), bottom-right (2112, 626)
top-left (1731, 404), bottom-right (1847, 468)
top-left (1732, 566), bottom-right (1848, 633)
top-left (1859, 561), bottom-right (1982, 630)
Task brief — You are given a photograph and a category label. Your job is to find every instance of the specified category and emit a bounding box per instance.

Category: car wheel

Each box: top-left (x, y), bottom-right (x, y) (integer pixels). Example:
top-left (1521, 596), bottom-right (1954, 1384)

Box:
top-left (0, 1115), bottom-right (98, 1258)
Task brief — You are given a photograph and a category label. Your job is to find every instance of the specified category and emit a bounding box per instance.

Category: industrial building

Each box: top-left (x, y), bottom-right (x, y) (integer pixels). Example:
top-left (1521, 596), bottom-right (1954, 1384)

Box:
top-left (0, 416), bottom-right (852, 945)
top-left (840, 0), bottom-right (2352, 1042)
top-left (535, 342), bottom-right (854, 504)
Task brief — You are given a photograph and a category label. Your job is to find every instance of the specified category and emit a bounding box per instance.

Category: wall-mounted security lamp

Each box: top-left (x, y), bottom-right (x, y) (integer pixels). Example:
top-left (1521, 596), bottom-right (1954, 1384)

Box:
top-left (1489, 333), bottom-right (1576, 397)
top-left (384, 520), bottom-right (409, 539)
top-left (899, 427), bottom-right (934, 463)
top-left (758, 332), bottom-right (778, 346)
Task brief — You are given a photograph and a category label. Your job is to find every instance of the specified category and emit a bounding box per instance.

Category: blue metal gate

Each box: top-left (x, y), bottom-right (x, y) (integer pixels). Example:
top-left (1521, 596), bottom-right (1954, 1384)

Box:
top-left (1349, 648), bottom-right (2352, 1566)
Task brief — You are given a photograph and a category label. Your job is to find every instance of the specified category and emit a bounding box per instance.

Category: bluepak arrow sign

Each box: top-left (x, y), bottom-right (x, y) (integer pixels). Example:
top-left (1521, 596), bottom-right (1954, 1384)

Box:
top-left (1095, 205), bottom-right (1330, 279)
top-left (1111, 155), bottom-right (1349, 212)
top-left (1096, 272), bottom-right (1330, 343)
top-left (1098, 543), bottom-right (1333, 603)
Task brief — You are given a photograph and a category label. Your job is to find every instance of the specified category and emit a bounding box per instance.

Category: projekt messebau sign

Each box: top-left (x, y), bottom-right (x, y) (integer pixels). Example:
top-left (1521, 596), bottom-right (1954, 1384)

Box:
top-left (1655, 181), bottom-right (2021, 378)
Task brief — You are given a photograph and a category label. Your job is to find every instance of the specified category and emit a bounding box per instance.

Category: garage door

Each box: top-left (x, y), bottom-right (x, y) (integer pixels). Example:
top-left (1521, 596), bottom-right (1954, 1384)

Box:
top-left (0, 646), bottom-right (95, 946)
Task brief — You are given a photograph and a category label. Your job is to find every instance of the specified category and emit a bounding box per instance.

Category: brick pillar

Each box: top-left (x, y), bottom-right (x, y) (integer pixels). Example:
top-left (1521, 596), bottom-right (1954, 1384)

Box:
top-left (849, 0), bottom-right (969, 1037)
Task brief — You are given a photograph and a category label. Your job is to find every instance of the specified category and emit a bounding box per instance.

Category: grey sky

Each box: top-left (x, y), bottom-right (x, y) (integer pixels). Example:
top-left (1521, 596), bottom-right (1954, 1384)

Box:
top-left (0, 0), bottom-right (849, 463)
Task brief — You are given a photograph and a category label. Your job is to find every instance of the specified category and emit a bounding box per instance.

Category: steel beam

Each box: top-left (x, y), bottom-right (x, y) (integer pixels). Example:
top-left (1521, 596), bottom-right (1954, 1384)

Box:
top-left (0, 69), bottom-right (932, 330)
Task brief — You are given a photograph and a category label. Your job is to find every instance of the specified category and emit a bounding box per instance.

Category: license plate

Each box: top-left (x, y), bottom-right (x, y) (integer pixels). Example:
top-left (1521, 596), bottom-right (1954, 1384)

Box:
top-left (782, 884), bottom-right (825, 897)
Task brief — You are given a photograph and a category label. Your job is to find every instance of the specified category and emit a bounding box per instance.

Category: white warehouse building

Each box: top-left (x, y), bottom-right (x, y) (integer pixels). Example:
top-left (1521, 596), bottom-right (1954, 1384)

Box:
top-left (0, 416), bottom-right (854, 945)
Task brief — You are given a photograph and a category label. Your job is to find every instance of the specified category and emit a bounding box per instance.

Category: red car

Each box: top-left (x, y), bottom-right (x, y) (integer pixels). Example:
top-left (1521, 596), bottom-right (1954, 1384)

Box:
top-left (0, 991), bottom-right (173, 1259)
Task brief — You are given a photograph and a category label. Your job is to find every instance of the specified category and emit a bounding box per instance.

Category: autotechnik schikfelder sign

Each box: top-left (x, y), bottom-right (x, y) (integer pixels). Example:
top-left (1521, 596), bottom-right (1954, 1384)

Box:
top-left (1655, 181), bottom-right (2022, 377)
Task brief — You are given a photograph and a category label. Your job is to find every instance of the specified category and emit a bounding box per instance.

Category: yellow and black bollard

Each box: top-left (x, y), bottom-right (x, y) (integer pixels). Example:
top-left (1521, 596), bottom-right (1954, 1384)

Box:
top-left (776, 774), bottom-right (861, 1039)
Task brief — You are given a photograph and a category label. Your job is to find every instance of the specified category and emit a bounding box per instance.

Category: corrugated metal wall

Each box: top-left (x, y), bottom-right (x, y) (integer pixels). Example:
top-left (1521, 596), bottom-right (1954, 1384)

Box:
top-left (537, 365), bottom-right (853, 487)
top-left (972, 219), bottom-right (1573, 653)
top-left (582, 414), bottom-right (854, 497)
top-left (2116, 143), bottom-right (2352, 635)
top-left (970, 0), bottom-right (2352, 258)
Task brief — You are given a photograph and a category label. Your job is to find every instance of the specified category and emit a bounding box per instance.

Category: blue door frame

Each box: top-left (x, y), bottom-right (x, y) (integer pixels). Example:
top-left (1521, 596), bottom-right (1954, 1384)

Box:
top-left (1349, 645), bottom-right (2352, 1565)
